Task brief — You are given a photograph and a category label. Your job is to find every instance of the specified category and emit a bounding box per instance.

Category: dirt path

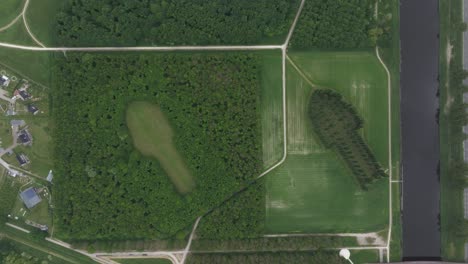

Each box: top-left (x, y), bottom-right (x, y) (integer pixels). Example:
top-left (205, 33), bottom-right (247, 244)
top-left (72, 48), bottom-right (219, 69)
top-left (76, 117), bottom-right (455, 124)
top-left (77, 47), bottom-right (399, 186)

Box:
top-left (375, 46), bottom-right (393, 262)
top-left (21, 0), bottom-right (45, 47)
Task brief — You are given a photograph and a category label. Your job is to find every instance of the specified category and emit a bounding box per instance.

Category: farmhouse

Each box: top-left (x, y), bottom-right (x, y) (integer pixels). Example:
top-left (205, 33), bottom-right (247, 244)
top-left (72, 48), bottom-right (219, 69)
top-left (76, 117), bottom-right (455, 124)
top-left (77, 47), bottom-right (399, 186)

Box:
top-left (18, 129), bottom-right (32, 145)
top-left (16, 153), bottom-right (30, 167)
top-left (20, 187), bottom-right (42, 209)
top-left (27, 104), bottom-right (39, 115)
top-left (0, 75), bottom-right (10, 87)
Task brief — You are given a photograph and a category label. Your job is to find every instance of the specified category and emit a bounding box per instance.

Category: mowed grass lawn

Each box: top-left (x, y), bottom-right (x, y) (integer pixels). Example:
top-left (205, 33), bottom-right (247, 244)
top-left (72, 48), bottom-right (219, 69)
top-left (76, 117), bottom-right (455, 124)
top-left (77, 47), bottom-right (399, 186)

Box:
top-left (0, 0), bottom-right (23, 27)
top-left (265, 51), bottom-right (390, 233)
top-left (126, 101), bottom-right (195, 194)
top-left (260, 51), bottom-right (284, 169)
top-left (25, 0), bottom-right (65, 46)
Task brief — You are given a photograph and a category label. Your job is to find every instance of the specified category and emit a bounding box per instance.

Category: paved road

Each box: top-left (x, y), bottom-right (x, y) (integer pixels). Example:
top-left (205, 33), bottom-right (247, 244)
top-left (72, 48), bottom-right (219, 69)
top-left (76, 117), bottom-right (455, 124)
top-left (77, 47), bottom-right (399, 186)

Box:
top-left (400, 0), bottom-right (441, 259)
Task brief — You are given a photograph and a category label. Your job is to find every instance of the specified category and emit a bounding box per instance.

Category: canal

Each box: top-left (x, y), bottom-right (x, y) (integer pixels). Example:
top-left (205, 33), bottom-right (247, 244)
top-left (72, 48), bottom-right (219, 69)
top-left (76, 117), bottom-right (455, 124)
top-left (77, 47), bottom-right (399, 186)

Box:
top-left (400, 0), bottom-right (441, 260)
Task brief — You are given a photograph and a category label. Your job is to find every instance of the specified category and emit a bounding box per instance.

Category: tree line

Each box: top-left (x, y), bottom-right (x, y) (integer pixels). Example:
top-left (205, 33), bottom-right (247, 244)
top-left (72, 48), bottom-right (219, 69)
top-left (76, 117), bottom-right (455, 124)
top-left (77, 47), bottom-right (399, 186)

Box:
top-left (52, 52), bottom-right (263, 241)
top-left (308, 89), bottom-right (387, 190)
top-left (186, 251), bottom-right (347, 264)
top-left (290, 0), bottom-right (379, 49)
top-left (55, 0), bottom-right (299, 46)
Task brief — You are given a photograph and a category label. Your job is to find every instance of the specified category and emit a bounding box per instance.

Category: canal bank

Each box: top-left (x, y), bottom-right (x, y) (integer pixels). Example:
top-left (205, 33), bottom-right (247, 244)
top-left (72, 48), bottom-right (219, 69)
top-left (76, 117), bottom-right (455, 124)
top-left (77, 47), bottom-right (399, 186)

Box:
top-left (400, 0), bottom-right (441, 260)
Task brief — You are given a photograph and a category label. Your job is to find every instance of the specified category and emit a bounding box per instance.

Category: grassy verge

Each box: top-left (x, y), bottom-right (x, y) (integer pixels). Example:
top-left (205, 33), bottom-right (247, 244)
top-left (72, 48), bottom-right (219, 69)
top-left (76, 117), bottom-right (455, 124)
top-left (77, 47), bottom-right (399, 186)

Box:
top-left (0, 224), bottom-right (97, 263)
top-left (439, 0), bottom-right (467, 261)
top-left (377, 0), bottom-right (402, 261)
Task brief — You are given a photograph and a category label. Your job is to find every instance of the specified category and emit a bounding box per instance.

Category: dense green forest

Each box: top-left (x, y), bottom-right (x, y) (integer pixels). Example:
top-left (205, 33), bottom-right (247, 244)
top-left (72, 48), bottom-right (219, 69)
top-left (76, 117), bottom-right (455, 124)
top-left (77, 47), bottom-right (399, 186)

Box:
top-left (186, 251), bottom-right (347, 264)
top-left (52, 52), bottom-right (262, 240)
top-left (308, 89), bottom-right (386, 189)
top-left (291, 0), bottom-right (378, 49)
top-left (197, 181), bottom-right (265, 239)
top-left (55, 0), bottom-right (299, 46)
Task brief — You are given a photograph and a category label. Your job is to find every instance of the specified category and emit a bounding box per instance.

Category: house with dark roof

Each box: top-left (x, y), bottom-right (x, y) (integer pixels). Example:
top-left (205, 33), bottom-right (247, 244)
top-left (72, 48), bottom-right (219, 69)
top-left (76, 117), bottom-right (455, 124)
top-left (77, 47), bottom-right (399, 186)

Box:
top-left (16, 153), bottom-right (30, 167)
top-left (27, 104), bottom-right (39, 115)
top-left (18, 90), bottom-right (30, 100)
top-left (0, 75), bottom-right (10, 87)
top-left (20, 187), bottom-right (41, 209)
top-left (18, 129), bottom-right (32, 145)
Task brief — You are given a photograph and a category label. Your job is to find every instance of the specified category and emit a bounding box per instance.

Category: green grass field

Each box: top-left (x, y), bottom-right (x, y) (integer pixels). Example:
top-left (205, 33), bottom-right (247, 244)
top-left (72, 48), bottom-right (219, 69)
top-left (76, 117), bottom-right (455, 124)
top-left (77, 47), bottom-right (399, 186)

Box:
top-left (266, 154), bottom-right (388, 233)
top-left (0, 48), bottom-right (51, 87)
top-left (24, 0), bottom-right (64, 46)
top-left (288, 51), bottom-right (389, 165)
top-left (0, 19), bottom-right (37, 46)
top-left (114, 258), bottom-right (172, 264)
top-left (260, 51), bottom-right (284, 169)
top-left (0, 0), bottom-right (23, 28)
top-left (126, 101), bottom-right (195, 193)
top-left (265, 51), bottom-right (390, 233)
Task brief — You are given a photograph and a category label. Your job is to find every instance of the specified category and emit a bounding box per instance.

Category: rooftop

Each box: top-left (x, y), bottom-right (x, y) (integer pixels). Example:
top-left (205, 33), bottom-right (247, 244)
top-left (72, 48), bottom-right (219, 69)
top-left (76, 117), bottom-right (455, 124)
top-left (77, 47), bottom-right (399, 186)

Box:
top-left (20, 187), bottom-right (42, 209)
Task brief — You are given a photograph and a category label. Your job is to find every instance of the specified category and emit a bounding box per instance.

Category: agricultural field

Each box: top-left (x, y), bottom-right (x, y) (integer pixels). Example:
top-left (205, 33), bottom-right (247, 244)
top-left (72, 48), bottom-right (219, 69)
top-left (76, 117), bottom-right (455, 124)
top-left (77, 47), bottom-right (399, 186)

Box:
top-left (260, 51), bottom-right (284, 169)
top-left (266, 154), bottom-right (388, 233)
top-left (265, 50), bottom-right (390, 234)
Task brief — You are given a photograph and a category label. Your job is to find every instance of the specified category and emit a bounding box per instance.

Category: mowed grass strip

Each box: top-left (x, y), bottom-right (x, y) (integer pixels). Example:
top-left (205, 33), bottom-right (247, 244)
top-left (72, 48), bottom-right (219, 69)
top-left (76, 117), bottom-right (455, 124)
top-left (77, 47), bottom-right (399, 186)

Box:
top-left (126, 101), bottom-right (195, 193)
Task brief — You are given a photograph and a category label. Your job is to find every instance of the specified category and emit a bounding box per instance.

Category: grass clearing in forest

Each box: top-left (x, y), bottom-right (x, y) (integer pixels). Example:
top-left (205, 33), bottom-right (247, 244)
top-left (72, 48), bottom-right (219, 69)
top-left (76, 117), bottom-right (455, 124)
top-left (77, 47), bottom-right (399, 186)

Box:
top-left (260, 51), bottom-right (284, 169)
top-left (266, 50), bottom-right (390, 233)
top-left (126, 101), bottom-right (195, 194)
